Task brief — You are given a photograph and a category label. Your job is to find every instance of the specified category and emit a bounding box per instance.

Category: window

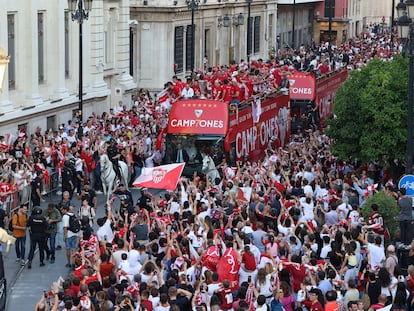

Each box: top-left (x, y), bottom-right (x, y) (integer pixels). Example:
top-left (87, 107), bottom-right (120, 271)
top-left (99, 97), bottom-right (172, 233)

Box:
top-left (47, 115), bottom-right (56, 131)
top-left (7, 14), bottom-right (16, 90)
top-left (174, 26), bottom-right (184, 73)
top-left (254, 16), bottom-right (261, 53)
top-left (324, 0), bottom-right (335, 18)
top-left (247, 16), bottom-right (253, 56)
top-left (38, 12), bottom-right (45, 84)
top-left (308, 9), bottom-right (314, 23)
top-left (186, 25), bottom-right (193, 71)
top-left (64, 11), bottom-right (70, 79)
top-left (268, 14), bottom-right (273, 46)
top-left (204, 29), bottom-right (210, 63)
top-left (104, 8), bottom-right (116, 67)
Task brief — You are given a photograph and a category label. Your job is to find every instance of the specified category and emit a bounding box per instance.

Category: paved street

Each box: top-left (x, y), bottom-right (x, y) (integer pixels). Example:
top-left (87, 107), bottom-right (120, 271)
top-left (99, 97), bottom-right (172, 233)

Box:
top-left (5, 187), bottom-right (159, 310)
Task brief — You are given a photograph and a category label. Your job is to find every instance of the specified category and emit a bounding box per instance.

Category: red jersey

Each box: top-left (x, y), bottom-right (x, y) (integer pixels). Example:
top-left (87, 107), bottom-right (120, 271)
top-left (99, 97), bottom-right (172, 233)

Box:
top-left (242, 252), bottom-right (256, 271)
top-left (284, 262), bottom-right (307, 292)
top-left (222, 84), bottom-right (233, 102)
top-left (219, 287), bottom-right (233, 310)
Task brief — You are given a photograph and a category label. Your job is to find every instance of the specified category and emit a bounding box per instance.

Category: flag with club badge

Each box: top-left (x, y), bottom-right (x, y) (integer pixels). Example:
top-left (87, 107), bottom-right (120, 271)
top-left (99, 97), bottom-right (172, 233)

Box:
top-left (133, 163), bottom-right (185, 191)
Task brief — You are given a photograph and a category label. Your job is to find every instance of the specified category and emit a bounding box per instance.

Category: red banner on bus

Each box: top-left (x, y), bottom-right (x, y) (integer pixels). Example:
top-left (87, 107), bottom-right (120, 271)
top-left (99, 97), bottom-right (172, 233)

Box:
top-left (315, 69), bottom-right (348, 122)
top-left (167, 99), bottom-right (229, 135)
top-left (227, 95), bottom-right (290, 160)
top-left (287, 73), bottom-right (316, 100)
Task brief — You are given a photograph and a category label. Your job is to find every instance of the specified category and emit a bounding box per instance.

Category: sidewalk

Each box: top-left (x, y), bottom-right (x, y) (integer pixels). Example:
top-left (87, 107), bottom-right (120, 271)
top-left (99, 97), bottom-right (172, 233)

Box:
top-left (6, 192), bottom-right (69, 310)
top-left (6, 187), bottom-right (160, 309)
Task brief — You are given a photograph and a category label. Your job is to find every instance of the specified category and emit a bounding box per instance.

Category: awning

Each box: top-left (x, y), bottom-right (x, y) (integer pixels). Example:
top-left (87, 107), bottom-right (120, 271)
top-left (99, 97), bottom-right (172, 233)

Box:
top-left (288, 73), bottom-right (316, 100)
top-left (167, 99), bottom-right (228, 135)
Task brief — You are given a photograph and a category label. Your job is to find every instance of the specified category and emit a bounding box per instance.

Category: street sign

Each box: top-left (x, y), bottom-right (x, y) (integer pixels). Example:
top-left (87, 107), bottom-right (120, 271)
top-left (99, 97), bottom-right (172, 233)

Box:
top-left (398, 174), bottom-right (414, 196)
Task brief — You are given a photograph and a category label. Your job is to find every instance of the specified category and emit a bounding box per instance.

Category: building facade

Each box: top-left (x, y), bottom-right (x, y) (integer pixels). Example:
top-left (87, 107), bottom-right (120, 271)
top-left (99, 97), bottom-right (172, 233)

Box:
top-left (0, 0), bottom-right (396, 135)
top-left (129, 0), bottom-right (277, 90)
top-left (0, 0), bottom-right (135, 135)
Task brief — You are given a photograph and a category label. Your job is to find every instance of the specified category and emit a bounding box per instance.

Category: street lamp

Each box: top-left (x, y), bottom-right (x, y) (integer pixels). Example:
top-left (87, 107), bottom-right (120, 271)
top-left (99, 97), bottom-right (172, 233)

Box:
top-left (68, 0), bottom-right (93, 123)
top-left (186, 0), bottom-right (200, 74)
top-left (396, 0), bottom-right (414, 173)
top-left (233, 13), bottom-right (244, 26)
top-left (246, 0), bottom-right (252, 63)
top-left (0, 48), bottom-right (10, 94)
top-left (328, 0), bottom-right (333, 49)
top-left (292, 0), bottom-right (296, 49)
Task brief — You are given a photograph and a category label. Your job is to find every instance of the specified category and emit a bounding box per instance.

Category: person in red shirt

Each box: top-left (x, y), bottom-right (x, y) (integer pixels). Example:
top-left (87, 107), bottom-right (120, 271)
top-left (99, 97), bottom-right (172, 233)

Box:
top-left (241, 245), bottom-right (256, 271)
top-left (215, 279), bottom-right (233, 310)
top-left (319, 60), bottom-right (330, 75)
top-left (140, 290), bottom-right (154, 311)
top-left (283, 255), bottom-right (307, 293)
top-left (99, 252), bottom-right (115, 279)
top-left (304, 288), bottom-right (324, 311)
top-left (324, 290), bottom-right (339, 311)
top-left (212, 80), bottom-right (223, 100)
top-left (172, 76), bottom-right (185, 99)
top-left (221, 79), bottom-right (233, 103)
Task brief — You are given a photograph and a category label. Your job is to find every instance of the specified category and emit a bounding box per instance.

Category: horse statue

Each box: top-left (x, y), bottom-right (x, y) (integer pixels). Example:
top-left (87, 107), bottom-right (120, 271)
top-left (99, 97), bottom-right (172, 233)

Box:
top-left (100, 153), bottom-right (129, 201)
top-left (202, 153), bottom-right (220, 183)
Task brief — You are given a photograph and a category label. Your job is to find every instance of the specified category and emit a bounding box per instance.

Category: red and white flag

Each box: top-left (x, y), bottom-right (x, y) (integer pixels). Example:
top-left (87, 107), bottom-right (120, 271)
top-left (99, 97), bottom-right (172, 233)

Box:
top-left (251, 97), bottom-right (262, 123)
top-left (133, 163), bottom-right (185, 191)
top-left (365, 183), bottom-right (378, 197)
top-left (217, 247), bottom-right (240, 290)
top-left (157, 89), bottom-right (172, 111)
top-left (237, 187), bottom-right (252, 203)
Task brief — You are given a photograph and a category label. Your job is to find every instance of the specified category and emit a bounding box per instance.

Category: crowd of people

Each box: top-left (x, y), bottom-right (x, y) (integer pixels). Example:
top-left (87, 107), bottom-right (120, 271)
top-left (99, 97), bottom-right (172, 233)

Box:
top-left (0, 29), bottom-right (412, 311)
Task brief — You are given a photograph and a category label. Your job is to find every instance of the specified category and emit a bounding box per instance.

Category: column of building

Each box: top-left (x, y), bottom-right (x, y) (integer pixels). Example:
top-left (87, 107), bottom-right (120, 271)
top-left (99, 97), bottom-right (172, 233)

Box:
top-left (0, 6), bottom-right (12, 114)
top-left (116, 0), bottom-right (136, 95)
top-left (23, 1), bottom-right (43, 107)
top-left (90, 0), bottom-right (109, 95)
top-left (51, 0), bottom-right (69, 100)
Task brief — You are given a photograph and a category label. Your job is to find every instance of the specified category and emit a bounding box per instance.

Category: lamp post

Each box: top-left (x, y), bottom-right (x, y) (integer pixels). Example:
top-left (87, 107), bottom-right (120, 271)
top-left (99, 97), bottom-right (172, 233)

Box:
top-left (68, 0), bottom-right (93, 123)
top-left (0, 48), bottom-right (10, 94)
top-left (328, 0), bottom-right (333, 48)
top-left (277, 34), bottom-right (281, 51)
top-left (246, 0), bottom-right (252, 63)
top-left (187, 0), bottom-right (200, 74)
top-left (396, 0), bottom-right (414, 173)
top-left (392, 0), bottom-right (396, 42)
top-left (292, 0), bottom-right (296, 49)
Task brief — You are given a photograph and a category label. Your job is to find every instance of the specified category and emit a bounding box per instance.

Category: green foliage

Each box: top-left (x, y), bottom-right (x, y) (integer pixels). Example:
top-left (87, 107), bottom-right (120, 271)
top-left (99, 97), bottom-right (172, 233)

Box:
top-left (326, 57), bottom-right (409, 164)
top-left (362, 191), bottom-right (399, 241)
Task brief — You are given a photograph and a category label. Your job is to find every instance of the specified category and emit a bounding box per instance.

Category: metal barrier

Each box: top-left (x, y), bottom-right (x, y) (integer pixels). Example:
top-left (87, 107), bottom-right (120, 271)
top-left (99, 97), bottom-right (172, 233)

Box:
top-left (44, 170), bottom-right (59, 198)
top-left (2, 184), bottom-right (32, 220)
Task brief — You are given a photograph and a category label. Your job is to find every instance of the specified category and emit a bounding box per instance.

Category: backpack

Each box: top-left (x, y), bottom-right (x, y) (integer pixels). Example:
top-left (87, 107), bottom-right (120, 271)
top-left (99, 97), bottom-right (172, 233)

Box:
top-left (8, 212), bottom-right (18, 232)
top-left (68, 214), bottom-right (81, 233)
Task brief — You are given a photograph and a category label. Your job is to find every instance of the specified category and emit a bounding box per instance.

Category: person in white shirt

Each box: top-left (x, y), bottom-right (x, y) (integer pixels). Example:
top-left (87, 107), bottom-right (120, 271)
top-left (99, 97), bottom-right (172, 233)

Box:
top-left (300, 196), bottom-right (315, 222)
top-left (181, 83), bottom-right (194, 99)
top-left (361, 234), bottom-right (385, 271)
top-left (96, 205), bottom-right (115, 243)
top-left (320, 235), bottom-right (332, 259)
top-left (62, 205), bottom-right (79, 268)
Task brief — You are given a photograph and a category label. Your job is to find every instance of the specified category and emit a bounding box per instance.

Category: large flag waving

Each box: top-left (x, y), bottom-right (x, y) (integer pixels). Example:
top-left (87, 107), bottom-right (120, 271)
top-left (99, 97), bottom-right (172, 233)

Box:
top-left (217, 247), bottom-right (241, 290)
top-left (133, 163), bottom-right (185, 191)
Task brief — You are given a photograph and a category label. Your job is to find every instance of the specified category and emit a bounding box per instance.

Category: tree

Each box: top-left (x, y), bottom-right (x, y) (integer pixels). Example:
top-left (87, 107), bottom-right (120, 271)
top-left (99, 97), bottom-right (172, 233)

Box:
top-left (326, 57), bottom-right (409, 165)
top-left (361, 191), bottom-right (399, 242)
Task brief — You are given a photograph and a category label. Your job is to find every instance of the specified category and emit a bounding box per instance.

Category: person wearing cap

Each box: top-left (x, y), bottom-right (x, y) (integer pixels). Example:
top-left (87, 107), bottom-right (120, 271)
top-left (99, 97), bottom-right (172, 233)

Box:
top-left (107, 138), bottom-right (122, 182)
top-left (27, 206), bottom-right (48, 269)
top-left (31, 170), bottom-right (44, 207)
